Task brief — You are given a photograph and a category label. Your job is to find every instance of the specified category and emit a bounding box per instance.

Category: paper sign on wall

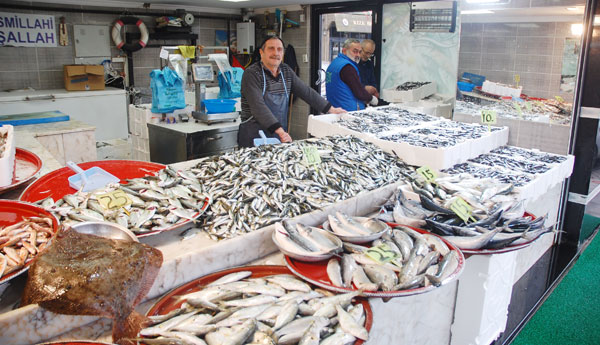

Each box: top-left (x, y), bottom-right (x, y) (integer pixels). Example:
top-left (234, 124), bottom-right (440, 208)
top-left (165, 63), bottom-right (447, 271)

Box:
top-left (0, 12), bottom-right (57, 47)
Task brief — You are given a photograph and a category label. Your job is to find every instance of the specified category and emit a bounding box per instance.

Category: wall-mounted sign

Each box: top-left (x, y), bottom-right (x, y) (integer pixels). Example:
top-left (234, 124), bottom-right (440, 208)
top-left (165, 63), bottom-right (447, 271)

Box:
top-left (0, 12), bottom-right (56, 47)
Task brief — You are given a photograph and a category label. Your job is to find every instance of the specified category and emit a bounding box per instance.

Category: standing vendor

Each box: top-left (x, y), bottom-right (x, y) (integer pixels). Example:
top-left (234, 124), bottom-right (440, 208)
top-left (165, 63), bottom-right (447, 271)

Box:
top-left (358, 39), bottom-right (379, 98)
top-left (325, 38), bottom-right (379, 112)
top-left (238, 36), bottom-right (345, 147)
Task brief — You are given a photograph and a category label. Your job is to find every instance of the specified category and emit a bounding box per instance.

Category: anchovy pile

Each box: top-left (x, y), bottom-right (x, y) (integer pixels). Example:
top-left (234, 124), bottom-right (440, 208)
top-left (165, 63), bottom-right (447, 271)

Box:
top-left (442, 163), bottom-right (533, 187)
top-left (379, 133), bottom-right (458, 148)
top-left (37, 167), bottom-right (211, 235)
top-left (139, 272), bottom-right (370, 345)
top-left (191, 136), bottom-right (413, 240)
top-left (469, 153), bottom-right (552, 175)
top-left (490, 145), bottom-right (567, 164)
top-left (326, 223), bottom-right (460, 292)
top-left (395, 81), bottom-right (431, 91)
top-left (374, 106), bottom-right (438, 122)
top-left (335, 117), bottom-right (393, 134)
top-left (455, 100), bottom-right (571, 125)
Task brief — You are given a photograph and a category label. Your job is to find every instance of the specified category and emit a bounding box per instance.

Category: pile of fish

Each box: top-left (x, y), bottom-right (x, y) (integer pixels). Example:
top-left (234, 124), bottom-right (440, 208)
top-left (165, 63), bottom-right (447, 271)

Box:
top-left (455, 99), bottom-right (572, 125)
top-left (326, 224), bottom-right (460, 292)
top-left (36, 166), bottom-right (211, 235)
top-left (0, 216), bottom-right (56, 279)
top-left (138, 272), bottom-right (370, 345)
top-left (0, 125), bottom-right (9, 158)
top-left (442, 163), bottom-right (533, 187)
top-left (190, 136), bottom-right (413, 240)
top-left (490, 146), bottom-right (567, 164)
top-left (379, 133), bottom-right (459, 148)
top-left (273, 221), bottom-right (343, 261)
top-left (395, 81), bottom-right (431, 91)
top-left (336, 117), bottom-right (395, 134)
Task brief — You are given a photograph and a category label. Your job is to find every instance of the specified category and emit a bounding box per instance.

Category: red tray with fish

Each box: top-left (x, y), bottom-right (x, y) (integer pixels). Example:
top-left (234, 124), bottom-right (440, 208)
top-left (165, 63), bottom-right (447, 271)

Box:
top-left (285, 225), bottom-right (465, 298)
top-left (0, 200), bottom-right (60, 285)
top-left (38, 342), bottom-right (116, 345)
top-left (18, 160), bottom-right (206, 238)
top-left (144, 265), bottom-right (373, 345)
top-left (0, 148), bottom-right (43, 195)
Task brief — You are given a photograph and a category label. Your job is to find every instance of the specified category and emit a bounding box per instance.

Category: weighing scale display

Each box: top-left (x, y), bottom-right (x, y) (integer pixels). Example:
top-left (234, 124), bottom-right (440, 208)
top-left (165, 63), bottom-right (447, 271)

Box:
top-left (192, 64), bottom-right (214, 82)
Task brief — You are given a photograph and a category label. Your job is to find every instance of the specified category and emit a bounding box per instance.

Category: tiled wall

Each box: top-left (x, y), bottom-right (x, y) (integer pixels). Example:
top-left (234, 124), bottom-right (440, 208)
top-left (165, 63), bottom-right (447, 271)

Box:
top-left (0, 3), bottom-right (237, 91)
top-left (458, 22), bottom-right (578, 101)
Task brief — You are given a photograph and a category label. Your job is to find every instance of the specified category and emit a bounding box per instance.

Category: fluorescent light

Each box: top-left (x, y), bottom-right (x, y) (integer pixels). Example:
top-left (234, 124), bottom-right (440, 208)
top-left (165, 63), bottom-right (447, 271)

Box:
top-left (567, 7), bottom-right (579, 11)
top-left (465, 0), bottom-right (501, 3)
top-left (219, 0), bottom-right (249, 2)
top-left (571, 23), bottom-right (583, 35)
top-left (462, 10), bottom-right (494, 14)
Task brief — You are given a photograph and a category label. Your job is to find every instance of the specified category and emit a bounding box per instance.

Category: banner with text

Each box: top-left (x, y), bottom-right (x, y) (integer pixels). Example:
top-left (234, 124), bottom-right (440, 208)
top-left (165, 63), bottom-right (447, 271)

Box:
top-left (0, 12), bottom-right (56, 47)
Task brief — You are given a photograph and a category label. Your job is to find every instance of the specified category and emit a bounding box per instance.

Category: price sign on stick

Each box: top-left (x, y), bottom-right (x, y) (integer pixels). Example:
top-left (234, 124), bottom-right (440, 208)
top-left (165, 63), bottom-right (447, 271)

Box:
top-left (524, 101), bottom-right (533, 112)
top-left (302, 145), bottom-right (321, 167)
top-left (513, 102), bottom-right (523, 117)
top-left (555, 95), bottom-right (565, 103)
top-left (97, 189), bottom-right (132, 210)
top-left (366, 244), bottom-right (399, 264)
top-left (417, 166), bottom-right (437, 184)
top-left (481, 110), bottom-right (497, 125)
top-left (514, 74), bottom-right (520, 87)
top-left (450, 197), bottom-right (474, 224)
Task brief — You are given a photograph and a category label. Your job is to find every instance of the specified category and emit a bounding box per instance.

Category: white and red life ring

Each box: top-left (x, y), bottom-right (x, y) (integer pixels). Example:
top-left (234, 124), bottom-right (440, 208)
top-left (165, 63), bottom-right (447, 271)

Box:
top-left (111, 16), bottom-right (149, 52)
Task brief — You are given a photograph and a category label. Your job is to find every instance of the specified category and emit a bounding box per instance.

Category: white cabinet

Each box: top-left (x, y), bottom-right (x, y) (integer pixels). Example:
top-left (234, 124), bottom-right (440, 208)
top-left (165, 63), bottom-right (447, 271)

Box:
top-left (0, 88), bottom-right (128, 141)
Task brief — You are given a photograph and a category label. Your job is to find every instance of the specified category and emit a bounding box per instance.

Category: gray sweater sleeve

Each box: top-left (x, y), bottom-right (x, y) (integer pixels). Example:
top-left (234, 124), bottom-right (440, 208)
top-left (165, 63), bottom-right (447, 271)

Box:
top-left (241, 65), bottom-right (281, 130)
top-left (289, 70), bottom-right (332, 114)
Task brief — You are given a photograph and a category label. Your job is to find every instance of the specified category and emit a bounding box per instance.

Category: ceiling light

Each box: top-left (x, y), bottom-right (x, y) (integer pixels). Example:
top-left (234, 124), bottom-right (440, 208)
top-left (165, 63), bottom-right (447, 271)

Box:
top-left (566, 7), bottom-right (579, 11)
top-left (219, 0), bottom-right (249, 2)
top-left (571, 23), bottom-right (583, 35)
top-left (462, 10), bottom-right (494, 14)
top-left (465, 0), bottom-right (501, 3)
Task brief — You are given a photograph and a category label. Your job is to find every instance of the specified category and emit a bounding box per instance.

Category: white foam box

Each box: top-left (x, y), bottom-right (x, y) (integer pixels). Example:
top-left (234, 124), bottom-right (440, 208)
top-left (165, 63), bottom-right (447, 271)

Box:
top-left (0, 125), bottom-right (15, 187)
top-left (451, 251), bottom-right (518, 345)
top-left (402, 93), bottom-right (455, 119)
top-left (131, 148), bottom-right (150, 162)
top-left (382, 82), bottom-right (437, 103)
top-left (132, 135), bottom-right (150, 152)
top-left (482, 80), bottom-right (522, 98)
top-left (307, 114), bottom-right (363, 139)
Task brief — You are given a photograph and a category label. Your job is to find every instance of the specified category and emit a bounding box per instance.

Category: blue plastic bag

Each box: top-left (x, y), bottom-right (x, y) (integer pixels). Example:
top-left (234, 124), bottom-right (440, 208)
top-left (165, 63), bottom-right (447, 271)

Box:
top-left (218, 67), bottom-right (244, 99)
top-left (150, 67), bottom-right (186, 113)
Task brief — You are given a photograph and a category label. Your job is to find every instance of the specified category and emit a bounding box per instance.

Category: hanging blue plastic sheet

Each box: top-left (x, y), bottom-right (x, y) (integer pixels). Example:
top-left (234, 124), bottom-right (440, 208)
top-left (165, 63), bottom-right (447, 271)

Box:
top-left (150, 67), bottom-right (186, 113)
top-left (218, 67), bottom-right (244, 99)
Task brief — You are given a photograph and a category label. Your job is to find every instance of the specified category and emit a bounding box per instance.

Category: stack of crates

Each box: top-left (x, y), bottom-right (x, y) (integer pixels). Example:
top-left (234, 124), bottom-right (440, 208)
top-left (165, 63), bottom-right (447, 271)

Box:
top-left (128, 104), bottom-right (158, 161)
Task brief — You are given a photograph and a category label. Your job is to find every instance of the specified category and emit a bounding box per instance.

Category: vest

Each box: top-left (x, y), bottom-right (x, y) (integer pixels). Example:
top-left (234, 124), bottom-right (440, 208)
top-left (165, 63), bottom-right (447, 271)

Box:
top-left (325, 54), bottom-right (365, 111)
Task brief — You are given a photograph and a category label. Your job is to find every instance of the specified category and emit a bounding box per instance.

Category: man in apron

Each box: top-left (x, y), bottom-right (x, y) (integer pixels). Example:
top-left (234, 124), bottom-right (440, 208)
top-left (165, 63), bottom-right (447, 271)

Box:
top-left (238, 36), bottom-right (345, 147)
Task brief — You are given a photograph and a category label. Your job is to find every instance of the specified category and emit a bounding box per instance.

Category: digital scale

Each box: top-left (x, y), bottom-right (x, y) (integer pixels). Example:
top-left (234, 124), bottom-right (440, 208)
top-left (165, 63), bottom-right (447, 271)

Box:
top-left (191, 63), bottom-right (239, 124)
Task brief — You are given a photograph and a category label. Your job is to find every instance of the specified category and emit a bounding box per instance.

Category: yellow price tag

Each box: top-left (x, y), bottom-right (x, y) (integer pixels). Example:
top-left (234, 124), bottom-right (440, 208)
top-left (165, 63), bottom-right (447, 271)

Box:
top-left (416, 166), bottom-right (437, 184)
top-left (524, 101), bottom-right (533, 112)
top-left (302, 145), bottom-right (321, 166)
top-left (513, 102), bottom-right (523, 116)
top-left (97, 189), bottom-right (132, 210)
top-left (555, 95), bottom-right (565, 102)
top-left (481, 110), bottom-right (497, 125)
top-left (450, 197), bottom-right (474, 224)
top-left (366, 244), bottom-right (399, 264)
top-left (514, 74), bottom-right (520, 86)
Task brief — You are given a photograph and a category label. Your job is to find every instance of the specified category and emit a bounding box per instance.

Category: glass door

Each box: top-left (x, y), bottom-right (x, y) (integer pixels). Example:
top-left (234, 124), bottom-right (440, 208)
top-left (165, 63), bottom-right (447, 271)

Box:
top-left (310, 4), bottom-right (380, 98)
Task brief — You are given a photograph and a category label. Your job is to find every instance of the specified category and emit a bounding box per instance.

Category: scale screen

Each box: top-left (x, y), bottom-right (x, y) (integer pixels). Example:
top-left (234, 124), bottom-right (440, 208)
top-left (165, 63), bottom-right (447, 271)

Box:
top-left (192, 64), bottom-right (214, 82)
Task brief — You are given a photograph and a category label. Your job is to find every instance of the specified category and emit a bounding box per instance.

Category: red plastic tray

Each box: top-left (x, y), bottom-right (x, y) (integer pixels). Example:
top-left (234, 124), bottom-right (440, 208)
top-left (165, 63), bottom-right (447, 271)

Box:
top-left (145, 265), bottom-right (373, 345)
top-left (285, 226), bottom-right (465, 298)
top-left (0, 200), bottom-right (60, 285)
top-left (0, 147), bottom-right (43, 194)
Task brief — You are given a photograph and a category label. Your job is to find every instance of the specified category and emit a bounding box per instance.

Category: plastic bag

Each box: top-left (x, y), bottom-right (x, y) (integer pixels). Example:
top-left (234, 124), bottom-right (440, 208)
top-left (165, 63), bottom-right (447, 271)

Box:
top-left (150, 67), bottom-right (186, 113)
top-left (218, 67), bottom-right (244, 99)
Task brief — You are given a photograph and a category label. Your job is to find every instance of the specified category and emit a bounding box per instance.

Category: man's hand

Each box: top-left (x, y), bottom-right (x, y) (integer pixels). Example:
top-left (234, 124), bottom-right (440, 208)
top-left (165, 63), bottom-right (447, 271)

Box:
top-left (327, 106), bottom-right (346, 114)
top-left (274, 127), bottom-right (292, 143)
top-left (365, 85), bottom-right (380, 98)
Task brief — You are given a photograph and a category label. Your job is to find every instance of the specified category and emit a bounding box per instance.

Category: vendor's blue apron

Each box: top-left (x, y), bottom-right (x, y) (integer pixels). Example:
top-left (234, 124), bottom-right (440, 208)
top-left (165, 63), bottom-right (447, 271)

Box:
top-left (238, 68), bottom-right (289, 148)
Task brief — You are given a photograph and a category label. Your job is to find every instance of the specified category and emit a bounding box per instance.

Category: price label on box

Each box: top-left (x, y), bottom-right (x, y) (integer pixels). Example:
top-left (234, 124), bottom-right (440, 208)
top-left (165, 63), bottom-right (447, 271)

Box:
top-left (481, 110), bottom-right (497, 125)
top-left (97, 189), bottom-right (132, 210)
top-left (555, 95), bottom-right (565, 102)
top-left (513, 102), bottom-right (523, 116)
top-left (417, 166), bottom-right (437, 184)
top-left (524, 101), bottom-right (533, 112)
top-left (366, 243), bottom-right (399, 264)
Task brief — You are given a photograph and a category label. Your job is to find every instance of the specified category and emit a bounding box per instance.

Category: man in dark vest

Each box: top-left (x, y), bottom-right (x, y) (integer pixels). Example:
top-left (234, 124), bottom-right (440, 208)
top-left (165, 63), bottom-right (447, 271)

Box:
top-left (325, 38), bottom-right (379, 111)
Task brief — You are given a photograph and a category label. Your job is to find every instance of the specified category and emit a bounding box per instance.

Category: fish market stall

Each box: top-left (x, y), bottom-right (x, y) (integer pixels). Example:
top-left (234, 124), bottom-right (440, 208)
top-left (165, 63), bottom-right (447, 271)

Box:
top-left (308, 105), bottom-right (508, 170)
top-left (453, 99), bottom-right (571, 155)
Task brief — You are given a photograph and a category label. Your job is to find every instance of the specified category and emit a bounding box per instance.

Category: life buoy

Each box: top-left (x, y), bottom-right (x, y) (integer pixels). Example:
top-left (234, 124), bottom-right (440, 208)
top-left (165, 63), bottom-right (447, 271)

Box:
top-left (111, 16), bottom-right (149, 52)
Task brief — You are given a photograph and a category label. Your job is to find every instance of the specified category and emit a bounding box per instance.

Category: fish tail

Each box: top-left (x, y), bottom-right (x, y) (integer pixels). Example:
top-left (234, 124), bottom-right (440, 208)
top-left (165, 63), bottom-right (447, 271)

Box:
top-left (113, 311), bottom-right (147, 345)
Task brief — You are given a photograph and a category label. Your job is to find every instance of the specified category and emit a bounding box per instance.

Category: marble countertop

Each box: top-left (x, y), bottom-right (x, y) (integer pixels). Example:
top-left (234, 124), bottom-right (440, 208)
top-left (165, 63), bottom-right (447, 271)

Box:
top-left (14, 120), bottom-right (96, 137)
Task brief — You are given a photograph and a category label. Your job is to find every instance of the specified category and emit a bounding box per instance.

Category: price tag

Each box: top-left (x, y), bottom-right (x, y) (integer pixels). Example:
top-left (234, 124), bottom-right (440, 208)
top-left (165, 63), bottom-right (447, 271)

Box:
top-left (555, 95), bottom-right (565, 102)
top-left (366, 244), bottom-right (399, 264)
top-left (159, 48), bottom-right (169, 59)
top-left (513, 102), bottom-right (523, 116)
top-left (450, 197), bottom-right (474, 224)
top-left (514, 74), bottom-right (520, 86)
top-left (97, 189), bottom-right (132, 210)
top-left (302, 145), bottom-right (321, 166)
top-left (480, 110), bottom-right (497, 125)
top-left (524, 101), bottom-right (533, 112)
top-left (416, 166), bottom-right (437, 184)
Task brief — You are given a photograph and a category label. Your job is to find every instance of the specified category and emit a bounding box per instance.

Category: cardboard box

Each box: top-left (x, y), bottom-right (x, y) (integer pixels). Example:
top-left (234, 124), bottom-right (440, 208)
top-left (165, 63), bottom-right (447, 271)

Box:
top-left (63, 65), bottom-right (105, 91)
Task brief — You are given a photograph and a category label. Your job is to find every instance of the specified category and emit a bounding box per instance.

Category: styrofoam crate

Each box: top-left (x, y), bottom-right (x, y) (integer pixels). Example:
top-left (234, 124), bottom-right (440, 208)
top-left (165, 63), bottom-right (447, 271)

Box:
top-left (131, 148), bottom-right (150, 162)
top-left (382, 82), bottom-right (437, 103)
top-left (0, 124), bottom-right (15, 187)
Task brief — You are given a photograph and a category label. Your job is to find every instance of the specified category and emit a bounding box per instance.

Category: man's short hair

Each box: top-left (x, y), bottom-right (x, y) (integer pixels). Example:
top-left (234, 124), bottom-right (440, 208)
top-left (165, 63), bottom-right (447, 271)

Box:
top-left (342, 38), bottom-right (360, 50)
top-left (361, 39), bottom-right (375, 49)
top-left (260, 36), bottom-right (285, 50)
